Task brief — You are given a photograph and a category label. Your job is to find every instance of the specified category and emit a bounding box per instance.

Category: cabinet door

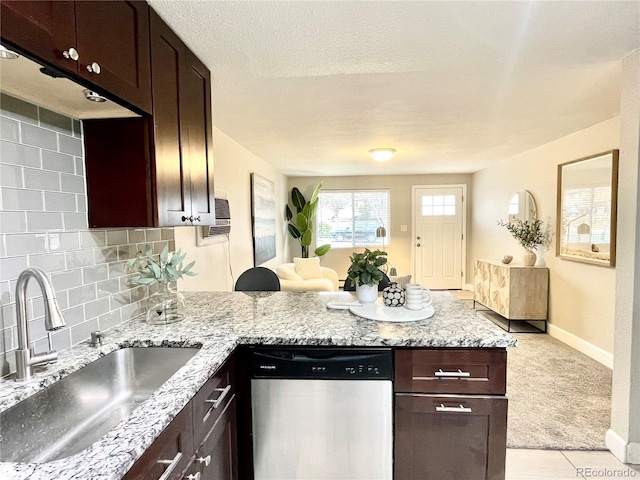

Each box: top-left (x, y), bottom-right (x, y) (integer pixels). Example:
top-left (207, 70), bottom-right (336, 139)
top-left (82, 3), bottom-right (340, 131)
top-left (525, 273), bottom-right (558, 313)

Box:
top-left (188, 396), bottom-right (238, 480)
top-left (75, 0), bottom-right (152, 114)
top-left (395, 394), bottom-right (507, 480)
top-left (149, 9), bottom-right (191, 226)
top-left (0, 0), bottom-right (76, 72)
top-left (474, 260), bottom-right (490, 307)
top-left (183, 50), bottom-right (215, 225)
top-left (488, 264), bottom-right (509, 317)
top-left (123, 404), bottom-right (194, 480)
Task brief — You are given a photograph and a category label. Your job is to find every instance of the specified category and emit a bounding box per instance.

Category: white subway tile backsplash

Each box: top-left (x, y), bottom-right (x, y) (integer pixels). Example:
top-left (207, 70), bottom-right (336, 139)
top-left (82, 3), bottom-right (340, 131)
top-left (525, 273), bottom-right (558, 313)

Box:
top-left (29, 253), bottom-right (66, 272)
top-left (0, 164), bottom-right (23, 188)
top-left (70, 318), bottom-right (99, 345)
top-left (60, 173), bottom-right (85, 194)
top-left (0, 116), bottom-right (19, 142)
top-left (51, 269), bottom-right (83, 291)
top-left (5, 233), bottom-right (47, 256)
top-left (24, 167), bottom-right (61, 191)
top-left (20, 123), bottom-right (58, 151)
top-left (0, 256), bottom-right (28, 282)
top-left (58, 134), bottom-right (83, 157)
top-left (80, 231), bottom-right (106, 249)
top-left (26, 211), bottom-right (63, 232)
top-left (0, 211), bottom-right (27, 234)
top-left (65, 249), bottom-right (95, 269)
top-left (63, 212), bottom-right (87, 230)
top-left (0, 94), bottom-right (175, 377)
top-left (68, 285), bottom-right (97, 307)
top-left (47, 232), bottom-right (80, 252)
top-left (82, 264), bottom-right (109, 284)
top-left (45, 191), bottom-right (77, 212)
top-left (0, 140), bottom-right (41, 168)
top-left (2, 187), bottom-right (44, 211)
top-left (42, 150), bottom-right (75, 174)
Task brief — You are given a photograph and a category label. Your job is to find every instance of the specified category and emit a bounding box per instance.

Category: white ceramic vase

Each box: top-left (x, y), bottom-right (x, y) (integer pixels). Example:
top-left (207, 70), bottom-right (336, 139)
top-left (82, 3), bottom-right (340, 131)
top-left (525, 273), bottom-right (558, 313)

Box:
top-left (523, 250), bottom-right (537, 266)
top-left (356, 283), bottom-right (378, 304)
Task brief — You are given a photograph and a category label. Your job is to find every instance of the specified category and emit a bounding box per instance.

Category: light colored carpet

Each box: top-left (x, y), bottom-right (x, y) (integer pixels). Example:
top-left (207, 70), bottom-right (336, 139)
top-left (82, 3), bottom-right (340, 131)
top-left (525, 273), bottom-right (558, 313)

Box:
top-left (480, 309), bottom-right (612, 450)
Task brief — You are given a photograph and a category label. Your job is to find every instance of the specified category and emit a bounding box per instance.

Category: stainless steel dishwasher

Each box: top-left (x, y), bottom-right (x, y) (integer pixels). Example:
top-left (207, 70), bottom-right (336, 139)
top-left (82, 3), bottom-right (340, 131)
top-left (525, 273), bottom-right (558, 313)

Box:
top-left (250, 347), bottom-right (393, 480)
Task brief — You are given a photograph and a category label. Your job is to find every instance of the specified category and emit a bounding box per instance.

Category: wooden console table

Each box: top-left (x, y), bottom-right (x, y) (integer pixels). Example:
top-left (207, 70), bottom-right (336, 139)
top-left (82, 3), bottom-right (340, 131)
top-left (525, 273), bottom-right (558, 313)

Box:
top-left (473, 259), bottom-right (549, 333)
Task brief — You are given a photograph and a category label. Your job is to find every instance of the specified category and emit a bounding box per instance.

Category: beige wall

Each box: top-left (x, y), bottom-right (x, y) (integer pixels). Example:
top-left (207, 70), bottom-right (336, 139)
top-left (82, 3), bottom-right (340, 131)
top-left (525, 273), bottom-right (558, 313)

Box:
top-left (175, 127), bottom-right (288, 291)
top-left (287, 174), bottom-right (473, 280)
top-left (471, 117), bottom-right (620, 362)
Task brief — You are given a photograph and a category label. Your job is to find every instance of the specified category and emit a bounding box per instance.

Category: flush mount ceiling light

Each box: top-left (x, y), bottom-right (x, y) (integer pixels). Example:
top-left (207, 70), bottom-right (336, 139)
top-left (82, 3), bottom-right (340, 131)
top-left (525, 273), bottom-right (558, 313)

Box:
top-left (368, 148), bottom-right (396, 163)
top-left (83, 89), bottom-right (107, 103)
top-left (0, 45), bottom-right (19, 60)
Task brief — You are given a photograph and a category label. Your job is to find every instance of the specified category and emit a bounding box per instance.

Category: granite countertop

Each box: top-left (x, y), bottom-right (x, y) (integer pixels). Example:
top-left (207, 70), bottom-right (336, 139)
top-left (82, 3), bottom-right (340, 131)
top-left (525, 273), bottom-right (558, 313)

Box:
top-left (0, 291), bottom-right (516, 480)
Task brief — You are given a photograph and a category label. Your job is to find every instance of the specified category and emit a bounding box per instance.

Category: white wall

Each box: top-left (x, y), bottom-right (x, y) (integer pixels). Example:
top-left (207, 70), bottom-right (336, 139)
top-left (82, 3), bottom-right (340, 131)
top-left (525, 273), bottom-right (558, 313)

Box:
top-left (175, 127), bottom-right (288, 292)
top-left (471, 117), bottom-right (620, 365)
top-left (287, 174), bottom-right (473, 279)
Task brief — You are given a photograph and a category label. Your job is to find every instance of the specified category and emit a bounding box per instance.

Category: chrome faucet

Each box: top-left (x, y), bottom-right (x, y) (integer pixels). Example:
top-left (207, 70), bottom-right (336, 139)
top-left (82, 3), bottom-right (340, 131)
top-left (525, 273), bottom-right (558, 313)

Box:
top-left (14, 268), bottom-right (66, 381)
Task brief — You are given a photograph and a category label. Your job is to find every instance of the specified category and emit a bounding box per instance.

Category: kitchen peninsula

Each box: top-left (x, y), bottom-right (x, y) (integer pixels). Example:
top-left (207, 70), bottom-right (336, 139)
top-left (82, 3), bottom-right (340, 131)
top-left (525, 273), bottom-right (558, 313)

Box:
top-left (0, 291), bottom-right (516, 480)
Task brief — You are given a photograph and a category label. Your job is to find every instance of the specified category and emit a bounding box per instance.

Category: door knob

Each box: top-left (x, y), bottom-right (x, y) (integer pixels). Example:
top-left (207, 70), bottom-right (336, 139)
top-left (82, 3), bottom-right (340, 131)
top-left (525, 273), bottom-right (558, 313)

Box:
top-left (62, 48), bottom-right (79, 61)
top-left (417, 243), bottom-right (421, 247)
top-left (86, 62), bottom-right (101, 74)
top-left (417, 236), bottom-right (421, 240)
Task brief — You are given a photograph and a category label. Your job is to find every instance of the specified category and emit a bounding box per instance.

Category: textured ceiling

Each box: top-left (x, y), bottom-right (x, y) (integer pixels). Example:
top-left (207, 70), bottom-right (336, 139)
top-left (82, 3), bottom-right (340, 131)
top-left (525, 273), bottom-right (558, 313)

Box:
top-left (148, 0), bottom-right (640, 176)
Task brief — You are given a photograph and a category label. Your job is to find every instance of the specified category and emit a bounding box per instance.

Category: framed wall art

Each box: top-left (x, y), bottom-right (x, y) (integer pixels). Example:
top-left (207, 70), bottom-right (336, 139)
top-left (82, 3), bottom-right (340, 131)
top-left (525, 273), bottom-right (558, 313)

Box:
top-left (556, 150), bottom-right (619, 267)
top-left (251, 173), bottom-right (277, 266)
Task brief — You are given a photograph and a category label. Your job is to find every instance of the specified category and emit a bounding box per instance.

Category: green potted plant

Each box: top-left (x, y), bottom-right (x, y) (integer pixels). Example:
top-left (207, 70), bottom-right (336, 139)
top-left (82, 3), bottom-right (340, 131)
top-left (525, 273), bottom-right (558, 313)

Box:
top-left (127, 245), bottom-right (196, 324)
top-left (498, 218), bottom-right (545, 266)
top-left (285, 181), bottom-right (331, 258)
top-left (347, 248), bottom-right (388, 303)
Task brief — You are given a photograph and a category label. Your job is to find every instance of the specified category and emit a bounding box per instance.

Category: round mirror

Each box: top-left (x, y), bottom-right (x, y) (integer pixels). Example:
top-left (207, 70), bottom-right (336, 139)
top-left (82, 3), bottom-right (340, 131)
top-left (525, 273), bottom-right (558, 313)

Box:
top-left (508, 190), bottom-right (537, 222)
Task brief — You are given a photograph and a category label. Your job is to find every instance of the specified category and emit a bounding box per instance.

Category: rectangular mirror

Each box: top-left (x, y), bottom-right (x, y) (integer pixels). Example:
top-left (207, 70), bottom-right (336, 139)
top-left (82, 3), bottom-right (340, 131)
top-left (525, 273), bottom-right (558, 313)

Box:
top-left (556, 150), bottom-right (619, 267)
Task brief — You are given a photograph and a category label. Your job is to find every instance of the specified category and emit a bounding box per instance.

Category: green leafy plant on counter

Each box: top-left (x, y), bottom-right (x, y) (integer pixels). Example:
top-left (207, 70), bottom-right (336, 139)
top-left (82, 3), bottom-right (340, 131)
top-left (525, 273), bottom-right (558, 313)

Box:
top-left (127, 244), bottom-right (196, 285)
top-left (347, 248), bottom-right (388, 286)
top-left (498, 218), bottom-right (545, 252)
top-left (285, 181), bottom-right (331, 258)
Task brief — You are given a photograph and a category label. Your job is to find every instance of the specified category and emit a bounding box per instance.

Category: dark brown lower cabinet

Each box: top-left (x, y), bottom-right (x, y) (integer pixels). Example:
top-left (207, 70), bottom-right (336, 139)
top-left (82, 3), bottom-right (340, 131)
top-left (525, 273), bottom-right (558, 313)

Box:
top-left (395, 394), bottom-right (507, 480)
top-left (123, 353), bottom-right (237, 480)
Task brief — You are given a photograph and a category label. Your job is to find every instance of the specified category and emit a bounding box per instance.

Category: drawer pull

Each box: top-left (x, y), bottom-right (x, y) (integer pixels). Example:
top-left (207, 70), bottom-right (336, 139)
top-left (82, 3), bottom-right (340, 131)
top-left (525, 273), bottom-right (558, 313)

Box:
top-left (434, 368), bottom-right (471, 378)
top-left (185, 473), bottom-right (201, 480)
top-left (204, 384), bottom-right (232, 409)
top-left (197, 455), bottom-right (212, 466)
top-left (436, 404), bottom-right (472, 413)
top-left (157, 452), bottom-right (183, 480)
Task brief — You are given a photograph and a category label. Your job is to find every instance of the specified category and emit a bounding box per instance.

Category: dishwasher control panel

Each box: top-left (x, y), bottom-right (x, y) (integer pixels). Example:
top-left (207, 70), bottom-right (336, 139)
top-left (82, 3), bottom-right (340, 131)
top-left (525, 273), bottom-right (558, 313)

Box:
top-left (251, 347), bottom-right (393, 380)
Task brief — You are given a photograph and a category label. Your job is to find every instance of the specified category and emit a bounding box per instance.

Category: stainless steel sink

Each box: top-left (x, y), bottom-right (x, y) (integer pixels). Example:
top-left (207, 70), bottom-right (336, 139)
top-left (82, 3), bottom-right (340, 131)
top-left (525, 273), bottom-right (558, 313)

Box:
top-left (0, 347), bottom-right (200, 463)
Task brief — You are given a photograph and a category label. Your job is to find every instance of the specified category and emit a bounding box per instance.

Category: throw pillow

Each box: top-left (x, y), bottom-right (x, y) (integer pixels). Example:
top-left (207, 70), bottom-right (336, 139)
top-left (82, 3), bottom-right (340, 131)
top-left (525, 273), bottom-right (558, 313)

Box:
top-left (294, 257), bottom-right (323, 280)
top-left (276, 264), bottom-right (303, 281)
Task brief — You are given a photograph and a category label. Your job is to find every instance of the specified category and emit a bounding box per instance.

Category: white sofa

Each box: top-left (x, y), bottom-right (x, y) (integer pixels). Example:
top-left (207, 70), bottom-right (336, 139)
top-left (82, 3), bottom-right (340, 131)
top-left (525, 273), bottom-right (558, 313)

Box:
top-left (275, 262), bottom-right (339, 292)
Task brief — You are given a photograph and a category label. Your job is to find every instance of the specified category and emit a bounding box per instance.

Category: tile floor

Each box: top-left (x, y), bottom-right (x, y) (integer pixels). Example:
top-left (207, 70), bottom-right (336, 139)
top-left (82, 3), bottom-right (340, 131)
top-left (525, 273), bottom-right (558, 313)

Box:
top-left (448, 290), bottom-right (640, 478)
top-left (507, 449), bottom-right (640, 479)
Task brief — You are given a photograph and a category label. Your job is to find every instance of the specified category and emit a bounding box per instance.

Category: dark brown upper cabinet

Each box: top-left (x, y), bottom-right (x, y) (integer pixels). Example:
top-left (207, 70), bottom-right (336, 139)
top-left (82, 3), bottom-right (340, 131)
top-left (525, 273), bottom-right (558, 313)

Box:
top-left (149, 9), bottom-right (215, 226)
top-left (0, 0), bottom-right (152, 114)
top-left (82, 7), bottom-right (215, 228)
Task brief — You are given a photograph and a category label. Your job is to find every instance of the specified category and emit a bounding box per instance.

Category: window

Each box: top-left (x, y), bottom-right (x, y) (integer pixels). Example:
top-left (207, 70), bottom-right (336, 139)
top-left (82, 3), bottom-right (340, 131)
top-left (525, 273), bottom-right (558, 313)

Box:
top-left (421, 195), bottom-right (456, 216)
top-left (316, 190), bottom-right (390, 248)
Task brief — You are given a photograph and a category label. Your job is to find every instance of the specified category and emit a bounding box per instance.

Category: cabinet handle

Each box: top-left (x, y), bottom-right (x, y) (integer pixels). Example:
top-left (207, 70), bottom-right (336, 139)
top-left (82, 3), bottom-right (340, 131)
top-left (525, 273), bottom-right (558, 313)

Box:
top-left (157, 452), bottom-right (183, 480)
top-left (182, 215), bottom-right (195, 222)
top-left (204, 384), bottom-right (232, 410)
top-left (194, 216), bottom-right (201, 222)
top-left (86, 62), bottom-right (101, 74)
top-left (197, 455), bottom-right (211, 466)
top-left (184, 473), bottom-right (201, 480)
top-left (436, 404), bottom-right (472, 413)
top-left (434, 368), bottom-right (471, 378)
top-left (62, 48), bottom-right (79, 61)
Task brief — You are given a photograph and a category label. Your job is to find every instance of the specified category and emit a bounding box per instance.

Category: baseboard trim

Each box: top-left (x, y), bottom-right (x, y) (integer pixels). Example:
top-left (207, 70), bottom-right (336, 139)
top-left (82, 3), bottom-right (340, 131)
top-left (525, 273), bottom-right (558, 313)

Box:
top-left (606, 429), bottom-right (640, 464)
top-left (547, 323), bottom-right (613, 369)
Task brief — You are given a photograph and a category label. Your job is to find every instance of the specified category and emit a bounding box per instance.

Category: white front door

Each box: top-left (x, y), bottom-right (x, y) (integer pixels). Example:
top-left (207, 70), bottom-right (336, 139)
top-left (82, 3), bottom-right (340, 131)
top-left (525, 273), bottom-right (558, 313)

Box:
top-left (412, 186), bottom-right (464, 289)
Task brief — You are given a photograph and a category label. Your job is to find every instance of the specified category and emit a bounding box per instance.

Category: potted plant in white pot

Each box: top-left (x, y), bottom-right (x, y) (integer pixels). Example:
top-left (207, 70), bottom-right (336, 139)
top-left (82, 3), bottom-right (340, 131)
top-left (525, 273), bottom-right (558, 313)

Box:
top-left (127, 245), bottom-right (196, 324)
top-left (498, 218), bottom-right (545, 266)
top-left (347, 248), bottom-right (388, 303)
